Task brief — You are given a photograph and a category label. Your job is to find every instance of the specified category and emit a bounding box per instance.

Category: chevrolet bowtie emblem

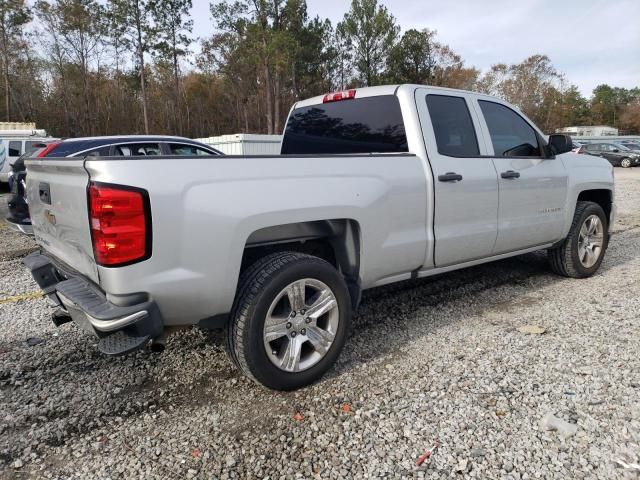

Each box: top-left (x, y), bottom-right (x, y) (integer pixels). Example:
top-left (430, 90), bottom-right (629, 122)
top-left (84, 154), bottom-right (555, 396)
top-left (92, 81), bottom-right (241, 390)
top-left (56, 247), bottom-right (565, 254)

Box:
top-left (44, 210), bottom-right (57, 225)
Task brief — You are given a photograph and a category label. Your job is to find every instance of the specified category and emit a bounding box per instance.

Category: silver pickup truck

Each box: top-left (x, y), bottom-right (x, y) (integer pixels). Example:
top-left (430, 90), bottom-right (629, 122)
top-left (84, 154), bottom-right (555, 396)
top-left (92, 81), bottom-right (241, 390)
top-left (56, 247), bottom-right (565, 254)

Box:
top-left (23, 84), bottom-right (614, 390)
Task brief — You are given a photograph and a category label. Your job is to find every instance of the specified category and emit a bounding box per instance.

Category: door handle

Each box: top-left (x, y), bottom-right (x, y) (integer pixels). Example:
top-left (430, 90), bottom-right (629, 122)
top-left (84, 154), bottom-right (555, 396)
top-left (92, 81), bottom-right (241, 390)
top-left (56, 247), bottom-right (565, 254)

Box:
top-left (438, 172), bottom-right (463, 182)
top-left (500, 170), bottom-right (520, 179)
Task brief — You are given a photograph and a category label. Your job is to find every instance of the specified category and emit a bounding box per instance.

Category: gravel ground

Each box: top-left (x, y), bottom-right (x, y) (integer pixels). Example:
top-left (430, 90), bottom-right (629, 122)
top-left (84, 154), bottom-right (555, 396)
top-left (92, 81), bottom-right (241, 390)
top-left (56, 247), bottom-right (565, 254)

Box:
top-left (1, 169), bottom-right (640, 479)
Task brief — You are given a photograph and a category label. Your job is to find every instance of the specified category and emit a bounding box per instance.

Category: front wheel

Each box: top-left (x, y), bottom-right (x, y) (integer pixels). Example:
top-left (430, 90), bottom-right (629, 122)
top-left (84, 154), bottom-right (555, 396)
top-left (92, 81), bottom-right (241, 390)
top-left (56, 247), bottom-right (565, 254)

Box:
top-left (226, 252), bottom-right (351, 390)
top-left (620, 158), bottom-right (632, 168)
top-left (548, 201), bottom-right (608, 278)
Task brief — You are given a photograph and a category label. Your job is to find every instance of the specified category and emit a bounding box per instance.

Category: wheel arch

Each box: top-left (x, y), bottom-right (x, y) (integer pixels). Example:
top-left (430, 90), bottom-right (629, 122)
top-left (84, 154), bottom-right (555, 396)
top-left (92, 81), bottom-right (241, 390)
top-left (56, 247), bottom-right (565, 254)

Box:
top-left (576, 189), bottom-right (613, 225)
top-left (241, 219), bottom-right (362, 309)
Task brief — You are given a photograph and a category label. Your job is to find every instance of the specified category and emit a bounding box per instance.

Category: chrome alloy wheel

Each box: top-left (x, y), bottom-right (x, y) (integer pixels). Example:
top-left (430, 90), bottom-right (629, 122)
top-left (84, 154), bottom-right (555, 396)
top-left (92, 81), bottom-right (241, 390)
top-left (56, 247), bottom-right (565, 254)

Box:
top-left (263, 278), bottom-right (340, 373)
top-left (578, 214), bottom-right (604, 268)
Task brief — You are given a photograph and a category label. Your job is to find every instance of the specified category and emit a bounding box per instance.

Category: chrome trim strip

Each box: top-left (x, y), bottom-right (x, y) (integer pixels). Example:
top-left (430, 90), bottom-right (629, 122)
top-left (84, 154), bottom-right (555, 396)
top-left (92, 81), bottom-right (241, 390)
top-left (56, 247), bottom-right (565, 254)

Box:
top-left (57, 292), bottom-right (148, 332)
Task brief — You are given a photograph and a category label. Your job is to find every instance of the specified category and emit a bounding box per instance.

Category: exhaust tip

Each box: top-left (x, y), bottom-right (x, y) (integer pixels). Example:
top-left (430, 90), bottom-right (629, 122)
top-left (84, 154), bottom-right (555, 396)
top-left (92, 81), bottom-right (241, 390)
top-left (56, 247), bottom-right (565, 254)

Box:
top-left (149, 341), bottom-right (165, 353)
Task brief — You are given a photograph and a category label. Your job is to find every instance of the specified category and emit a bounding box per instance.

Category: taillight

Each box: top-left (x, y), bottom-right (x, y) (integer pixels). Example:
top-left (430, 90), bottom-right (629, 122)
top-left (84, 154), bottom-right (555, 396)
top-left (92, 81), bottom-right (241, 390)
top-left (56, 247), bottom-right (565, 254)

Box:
top-left (88, 182), bottom-right (151, 266)
top-left (36, 142), bottom-right (61, 157)
top-left (322, 89), bottom-right (356, 103)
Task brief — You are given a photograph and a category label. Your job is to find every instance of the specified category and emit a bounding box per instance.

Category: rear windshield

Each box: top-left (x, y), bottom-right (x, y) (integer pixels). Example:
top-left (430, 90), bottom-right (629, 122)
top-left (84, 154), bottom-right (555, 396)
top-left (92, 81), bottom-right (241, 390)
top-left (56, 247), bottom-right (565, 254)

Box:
top-left (281, 95), bottom-right (408, 155)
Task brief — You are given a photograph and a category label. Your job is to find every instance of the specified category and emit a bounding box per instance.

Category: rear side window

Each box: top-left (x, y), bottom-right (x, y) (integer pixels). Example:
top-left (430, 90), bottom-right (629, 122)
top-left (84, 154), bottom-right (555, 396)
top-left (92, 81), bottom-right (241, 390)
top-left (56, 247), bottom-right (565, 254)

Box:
top-left (168, 143), bottom-right (215, 156)
top-left (281, 95), bottom-right (408, 154)
top-left (426, 95), bottom-right (479, 156)
top-left (9, 141), bottom-right (21, 156)
top-left (25, 141), bottom-right (46, 154)
top-left (85, 147), bottom-right (111, 157)
top-left (479, 100), bottom-right (541, 157)
top-left (114, 144), bottom-right (161, 156)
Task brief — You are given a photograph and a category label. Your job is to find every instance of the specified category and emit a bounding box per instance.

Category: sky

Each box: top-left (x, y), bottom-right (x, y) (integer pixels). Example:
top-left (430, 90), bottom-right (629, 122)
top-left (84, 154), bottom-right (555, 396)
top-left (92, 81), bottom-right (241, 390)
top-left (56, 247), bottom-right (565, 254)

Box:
top-left (191, 0), bottom-right (640, 97)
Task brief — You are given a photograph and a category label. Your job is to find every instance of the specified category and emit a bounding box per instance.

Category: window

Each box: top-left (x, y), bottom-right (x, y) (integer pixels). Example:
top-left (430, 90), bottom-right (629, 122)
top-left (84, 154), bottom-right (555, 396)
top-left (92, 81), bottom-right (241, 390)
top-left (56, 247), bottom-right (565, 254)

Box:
top-left (85, 147), bottom-right (111, 157)
top-left (281, 95), bottom-right (408, 154)
top-left (585, 144), bottom-right (600, 152)
top-left (168, 143), bottom-right (214, 156)
top-left (25, 141), bottom-right (47, 154)
top-left (9, 141), bottom-right (22, 156)
top-left (426, 95), bottom-right (479, 156)
top-left (114, 143), bottom-right (161, 156)
top-left (479, 101), bottom-right (542, 157)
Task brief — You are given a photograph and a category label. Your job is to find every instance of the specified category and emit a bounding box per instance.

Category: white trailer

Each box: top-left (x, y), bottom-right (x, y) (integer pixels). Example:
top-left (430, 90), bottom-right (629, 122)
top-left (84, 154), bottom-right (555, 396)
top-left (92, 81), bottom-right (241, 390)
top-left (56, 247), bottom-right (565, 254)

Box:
top-left (0, 123), bottom-right (52, 183)
top-left (195, 134), bottom-right (282, 155)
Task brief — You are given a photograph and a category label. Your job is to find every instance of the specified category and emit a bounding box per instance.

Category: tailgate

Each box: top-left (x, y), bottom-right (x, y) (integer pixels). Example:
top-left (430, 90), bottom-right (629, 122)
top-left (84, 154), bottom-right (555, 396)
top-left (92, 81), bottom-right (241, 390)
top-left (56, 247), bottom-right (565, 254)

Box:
top-left (25, 158), bottom-right (99, 283)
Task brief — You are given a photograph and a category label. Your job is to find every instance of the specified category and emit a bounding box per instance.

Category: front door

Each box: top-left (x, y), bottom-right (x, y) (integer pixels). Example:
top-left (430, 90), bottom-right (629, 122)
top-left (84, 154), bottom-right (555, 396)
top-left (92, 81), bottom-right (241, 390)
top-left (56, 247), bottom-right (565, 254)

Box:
top-left (416, 90), bottom-right (499, 267)
top-left (474, 99), bottom-right (568, 254)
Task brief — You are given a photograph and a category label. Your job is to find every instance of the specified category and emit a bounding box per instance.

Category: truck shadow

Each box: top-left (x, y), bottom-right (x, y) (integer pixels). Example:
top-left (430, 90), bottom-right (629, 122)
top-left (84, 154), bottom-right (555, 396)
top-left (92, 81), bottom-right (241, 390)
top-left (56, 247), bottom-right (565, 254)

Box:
top-left (325, 229), bottom-right (638, 379)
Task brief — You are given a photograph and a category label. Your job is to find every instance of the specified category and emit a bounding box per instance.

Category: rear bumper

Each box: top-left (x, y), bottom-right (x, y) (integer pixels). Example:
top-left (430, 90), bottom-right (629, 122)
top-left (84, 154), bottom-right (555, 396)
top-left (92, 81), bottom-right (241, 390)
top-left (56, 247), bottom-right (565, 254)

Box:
top-left (23, 252), bottom-right (163, 355)
top-left (5, 217), bottom-right (33, 235)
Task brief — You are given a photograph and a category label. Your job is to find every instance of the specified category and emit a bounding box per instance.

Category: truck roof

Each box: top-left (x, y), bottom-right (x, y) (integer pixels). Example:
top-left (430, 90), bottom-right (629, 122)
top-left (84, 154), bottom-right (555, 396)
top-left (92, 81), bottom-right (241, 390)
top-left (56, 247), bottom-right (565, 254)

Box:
top-left (293, 84), bottom-right (505, 109)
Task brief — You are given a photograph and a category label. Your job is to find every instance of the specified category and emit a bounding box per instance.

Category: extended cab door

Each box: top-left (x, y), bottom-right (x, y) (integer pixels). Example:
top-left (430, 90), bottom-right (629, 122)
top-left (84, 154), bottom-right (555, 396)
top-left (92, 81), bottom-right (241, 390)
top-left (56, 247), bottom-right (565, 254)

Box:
top-left (416, 89), bottom-right (499, 266)
top-left (473, 98), bottom-right (568, 253)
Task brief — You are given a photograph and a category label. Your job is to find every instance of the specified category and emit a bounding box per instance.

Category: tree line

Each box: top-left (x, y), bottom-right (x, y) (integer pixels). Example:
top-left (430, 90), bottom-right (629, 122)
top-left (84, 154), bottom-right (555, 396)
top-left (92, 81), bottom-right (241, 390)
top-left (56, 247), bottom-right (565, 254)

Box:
top-left (1, 0), bottom-right (639, 138)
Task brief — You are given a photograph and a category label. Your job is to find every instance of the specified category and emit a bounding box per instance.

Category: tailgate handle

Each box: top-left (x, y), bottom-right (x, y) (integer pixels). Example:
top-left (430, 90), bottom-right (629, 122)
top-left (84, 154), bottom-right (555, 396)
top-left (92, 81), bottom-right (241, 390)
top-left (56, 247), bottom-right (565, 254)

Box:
top-left (39, 182), bottom-right (51, 204)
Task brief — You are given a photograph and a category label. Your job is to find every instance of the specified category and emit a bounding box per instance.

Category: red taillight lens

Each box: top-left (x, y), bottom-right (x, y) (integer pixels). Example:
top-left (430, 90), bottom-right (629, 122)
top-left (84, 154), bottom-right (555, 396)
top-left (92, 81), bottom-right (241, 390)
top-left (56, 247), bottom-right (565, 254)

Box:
top-left (37, 142), bottom-right (61, 157)
top-left (88, 183), bottom-right (151, 266)
top-left (322, 89), bottom-right (356, 103)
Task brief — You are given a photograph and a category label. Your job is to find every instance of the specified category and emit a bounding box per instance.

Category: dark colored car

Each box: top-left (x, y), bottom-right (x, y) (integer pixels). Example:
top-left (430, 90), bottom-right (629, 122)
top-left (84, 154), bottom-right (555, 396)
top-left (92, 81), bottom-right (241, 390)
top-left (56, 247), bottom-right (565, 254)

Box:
top-left (6, 136), bottom-right (222, 234)
top-left (619, 140), bottom-right (640, 154)
top-left (577, 142), bottom-right (640, 168)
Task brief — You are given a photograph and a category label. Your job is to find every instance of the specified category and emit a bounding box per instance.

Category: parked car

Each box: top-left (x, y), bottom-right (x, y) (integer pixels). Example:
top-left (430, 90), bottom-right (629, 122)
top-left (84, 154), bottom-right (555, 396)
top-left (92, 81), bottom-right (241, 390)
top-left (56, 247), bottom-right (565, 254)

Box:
top-left (578, 142), bottom-right (640, 168)
top-left (618, 140), bottom-right (640, 153)
top-left (5, 136), bottom-right (221, 234)
top-left (23, 85), bottom-right (614, 390)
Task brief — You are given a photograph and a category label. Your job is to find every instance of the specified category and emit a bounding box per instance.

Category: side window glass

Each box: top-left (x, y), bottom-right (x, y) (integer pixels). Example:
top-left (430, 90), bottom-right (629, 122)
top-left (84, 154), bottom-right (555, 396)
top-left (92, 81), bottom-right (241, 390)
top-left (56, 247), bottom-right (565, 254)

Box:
top-left (114, 143), bottom-right (160, 156)
top-left (168, 143), bottom-right (214, 156)
top-left (426, 95), bottom-right (479, 156)
top-left (85, 147), bottom-right (111, 157)
top-left (9, 141), bottom-right (22, 156)
top-left (25, 141), bottom-right (45, 154)
top-left (479, 101), bottom-right (541, 157)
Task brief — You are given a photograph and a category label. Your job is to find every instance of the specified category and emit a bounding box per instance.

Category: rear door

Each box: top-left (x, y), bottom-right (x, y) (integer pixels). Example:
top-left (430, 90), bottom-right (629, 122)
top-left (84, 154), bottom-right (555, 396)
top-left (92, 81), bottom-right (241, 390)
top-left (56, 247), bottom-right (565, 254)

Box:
top-left (416, 89), bottom-right (499, 266)
top-left (25, 158), bottom-right (98, 282)
top-left (474, 99), bottom-right (568, 253)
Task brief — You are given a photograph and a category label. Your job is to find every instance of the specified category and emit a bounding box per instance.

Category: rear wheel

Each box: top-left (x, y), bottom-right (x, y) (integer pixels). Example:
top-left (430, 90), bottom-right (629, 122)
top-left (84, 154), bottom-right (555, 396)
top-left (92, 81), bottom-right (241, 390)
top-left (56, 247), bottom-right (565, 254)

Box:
top-left (226, 252), bottom-right (351, 390)
top-left (621, 158), bottom-right (632, 168)
top-left (548, 201), bottom-right (608, 278)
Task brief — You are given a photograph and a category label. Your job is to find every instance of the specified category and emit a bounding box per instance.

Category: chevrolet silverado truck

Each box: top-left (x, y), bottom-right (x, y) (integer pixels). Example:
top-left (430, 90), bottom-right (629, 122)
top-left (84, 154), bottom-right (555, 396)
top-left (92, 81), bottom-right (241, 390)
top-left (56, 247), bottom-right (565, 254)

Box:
top-left (23, 85), bottom-right (614, 390)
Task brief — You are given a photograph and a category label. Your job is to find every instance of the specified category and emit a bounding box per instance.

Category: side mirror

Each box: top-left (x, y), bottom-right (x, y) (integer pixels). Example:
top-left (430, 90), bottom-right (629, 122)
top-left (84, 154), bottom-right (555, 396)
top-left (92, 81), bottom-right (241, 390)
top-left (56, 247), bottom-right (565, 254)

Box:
top-left (612, 148), bottom-right (619, 153)
top-left (548, 134), bottom-right (573, 155)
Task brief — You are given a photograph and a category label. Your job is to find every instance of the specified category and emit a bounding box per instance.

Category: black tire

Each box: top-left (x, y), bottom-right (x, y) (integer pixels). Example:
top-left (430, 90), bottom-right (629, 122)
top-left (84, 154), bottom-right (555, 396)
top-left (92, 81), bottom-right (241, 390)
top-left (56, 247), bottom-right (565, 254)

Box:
top-left (620, 158), bottom-right (632, 168)
top-left (548, 201), bottom-right (608, 278)
top-left (226, 252), bottom-right (351, 390)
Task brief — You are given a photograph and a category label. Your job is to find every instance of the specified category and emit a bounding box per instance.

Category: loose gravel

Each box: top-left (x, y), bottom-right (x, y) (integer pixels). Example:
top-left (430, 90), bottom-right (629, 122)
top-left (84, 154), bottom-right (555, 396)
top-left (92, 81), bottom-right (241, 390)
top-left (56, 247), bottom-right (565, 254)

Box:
top-left (1, 169), bottom-right (640, 479)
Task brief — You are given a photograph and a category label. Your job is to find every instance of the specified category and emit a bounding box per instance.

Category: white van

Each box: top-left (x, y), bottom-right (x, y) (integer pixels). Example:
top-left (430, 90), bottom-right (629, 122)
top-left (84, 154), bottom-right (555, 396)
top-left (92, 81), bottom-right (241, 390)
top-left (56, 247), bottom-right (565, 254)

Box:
top-left (0, 136), bottom-right (54, 183)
